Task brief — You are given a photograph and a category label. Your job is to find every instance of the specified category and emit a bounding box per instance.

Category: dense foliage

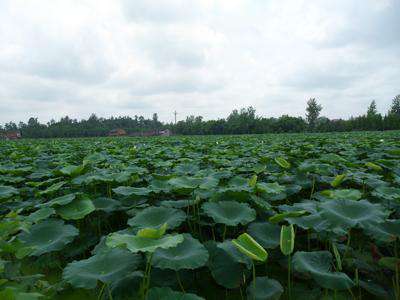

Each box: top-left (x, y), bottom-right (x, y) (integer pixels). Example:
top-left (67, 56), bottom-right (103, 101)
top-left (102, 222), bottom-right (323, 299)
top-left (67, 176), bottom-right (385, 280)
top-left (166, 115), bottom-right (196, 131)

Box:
top-left (1, 96), bottom-right (400, 138)
top-left (0, 131), bottom-right (399, 299)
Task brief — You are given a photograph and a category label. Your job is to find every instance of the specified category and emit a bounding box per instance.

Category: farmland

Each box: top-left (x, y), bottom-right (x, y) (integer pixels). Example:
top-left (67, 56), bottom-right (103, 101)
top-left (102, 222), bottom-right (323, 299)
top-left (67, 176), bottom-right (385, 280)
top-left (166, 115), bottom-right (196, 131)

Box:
top-left (0, 131), bottom-right (400, 300)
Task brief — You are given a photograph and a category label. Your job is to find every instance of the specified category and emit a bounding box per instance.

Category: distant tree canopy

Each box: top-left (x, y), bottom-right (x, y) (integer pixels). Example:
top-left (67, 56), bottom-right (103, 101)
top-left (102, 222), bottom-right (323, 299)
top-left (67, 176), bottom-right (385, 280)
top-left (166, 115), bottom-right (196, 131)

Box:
top-left (1, 95), bottom-right (400, 138)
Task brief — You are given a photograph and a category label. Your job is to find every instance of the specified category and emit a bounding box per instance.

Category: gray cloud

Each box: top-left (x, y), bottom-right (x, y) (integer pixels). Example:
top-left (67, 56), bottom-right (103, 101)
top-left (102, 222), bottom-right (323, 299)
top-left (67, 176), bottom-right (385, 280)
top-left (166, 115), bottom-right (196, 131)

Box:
top-left (0, 0), bottom-right (399, 124)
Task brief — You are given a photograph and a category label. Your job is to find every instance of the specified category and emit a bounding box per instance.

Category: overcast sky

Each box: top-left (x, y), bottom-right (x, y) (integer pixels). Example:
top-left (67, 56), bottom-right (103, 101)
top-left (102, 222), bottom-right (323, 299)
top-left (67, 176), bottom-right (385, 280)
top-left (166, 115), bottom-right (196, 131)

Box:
top-left (0, 0), bottom-right (399, 124)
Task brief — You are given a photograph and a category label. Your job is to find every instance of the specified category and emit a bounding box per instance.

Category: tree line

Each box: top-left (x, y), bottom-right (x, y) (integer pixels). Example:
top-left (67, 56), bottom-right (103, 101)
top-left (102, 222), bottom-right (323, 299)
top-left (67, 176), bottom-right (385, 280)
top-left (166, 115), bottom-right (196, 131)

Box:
top-left (1, 95), bottom-right (400, 138)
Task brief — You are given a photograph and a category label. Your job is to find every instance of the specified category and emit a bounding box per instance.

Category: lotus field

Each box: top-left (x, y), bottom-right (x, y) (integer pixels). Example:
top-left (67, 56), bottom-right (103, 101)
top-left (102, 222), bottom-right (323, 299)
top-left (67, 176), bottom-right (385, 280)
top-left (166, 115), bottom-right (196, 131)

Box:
top-left (1, 131), bottom-right (400, 300)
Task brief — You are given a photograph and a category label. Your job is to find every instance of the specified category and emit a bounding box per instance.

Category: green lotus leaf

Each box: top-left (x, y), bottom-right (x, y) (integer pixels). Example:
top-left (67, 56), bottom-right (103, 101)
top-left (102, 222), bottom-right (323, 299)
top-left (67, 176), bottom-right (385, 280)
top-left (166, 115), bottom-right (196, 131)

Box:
top-left (280, 224), bottom-right (295, 256)
top-left (256, 182), bottom-right (285, 194)
top-left (39, 181), bottom-right (66, 196)
top-left (232, 233), bottom-right (268, 262)
top-left (160, 198), bottom-right (200, 209)
top-left (152, 233), bottom-right (209, 271)
top-left (92, 197), bottom-right (121, 213)
top-left (359, 280), bottom-right (389, 299)
top-left (112, 186), bottom-right (150, 196)
top-left (217, 240), bottom-right (252, 268)
top-left (365, 162), bottom-right (383, 171)
top-left (56, 197), bottom-right (95, 220)
top-left (202, 201), bottom-right (256, 226)
top-left (60, 164), bottom-right (85, 177)
top-left (319, 199), bottom-right (388, 229)
top-left (330, 174), bottom-right (346, 188)
top-left (137, 223), bottom-right (167, 239)
top-left (106, 233), bottom-right (184, 253)
top-left (248, 222), bottom-right (280, 249)
top-left (269, 210), bottom-right (308, 223)
top-left (320, 189), bottom-right (362, 201)
top-left (246, 276), bottom-right (283, 300)
top-left (127, 206), bottom-right (186, 230)
top-left (248, 175), bottom-right (258, 188)
top-left (379, 257), bottom-right (400, 271)
top-left (364, 220), bottom-right (400, 242)
top-left (63, 248), bottom-right (141, 289)
top-left (372, 186), bottom-right (400, 201)
top-left (0, 185), bottom-right (18, 200)
top-left (147, 287), bottom-right (204, 300)
top-left (275, 157), bottom-right (291, 169)
top-left (205, 241), bottom-right (250, 289)
top-left (47, 193), bottom-right (76, 207)
top-left (26, 207), bottom-right (55, 223)
top-left (293, 251), bottom-right (354, 290)
top-left (19, 219), bottom-right (78, 256)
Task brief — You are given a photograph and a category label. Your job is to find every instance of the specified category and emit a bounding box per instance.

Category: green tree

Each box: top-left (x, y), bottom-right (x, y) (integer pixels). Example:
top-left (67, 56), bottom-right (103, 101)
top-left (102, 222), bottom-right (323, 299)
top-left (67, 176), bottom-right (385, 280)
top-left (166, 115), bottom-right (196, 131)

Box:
top-left (305, 98), bottom-right (322, 131)
top-left (367, 100), bottom-right (378, 117)
top-left (390, 94), bottom-right (400, 116)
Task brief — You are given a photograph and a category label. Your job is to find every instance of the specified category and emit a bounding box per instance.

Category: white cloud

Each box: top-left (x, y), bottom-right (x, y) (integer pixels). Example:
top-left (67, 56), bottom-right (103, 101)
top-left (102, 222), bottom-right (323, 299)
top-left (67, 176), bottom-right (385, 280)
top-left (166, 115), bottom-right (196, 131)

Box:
top-left (0, 0), bottom-right (399, 125)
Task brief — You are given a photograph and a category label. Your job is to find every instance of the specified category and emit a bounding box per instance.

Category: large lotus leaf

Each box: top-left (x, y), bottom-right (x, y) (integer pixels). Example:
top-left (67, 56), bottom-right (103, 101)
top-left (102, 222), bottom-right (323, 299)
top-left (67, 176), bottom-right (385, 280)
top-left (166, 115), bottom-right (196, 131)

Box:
top-left (147, 287), bottom-right (204, 300)
top-left (106, 233), bottom-right (184, 253)
top-left (56, 197), bottom-right (95, 220)
top-left (26, 207), bottom-right (55, 223)
top-left (205, 241), bottom-right (250, 289)
top-left (246, 276), bottom-right (283, 300)
top-left (92, 197), bottom-right (121, 213)
top-left (287, 213), bottom-right (330, 232)
top-left (0, 185), bottom-right (18, 200)
top-left (364, 220), bottom-right (400, 242)
top-left (217, 240), bottom-right (252, 268)
top-left (112, 186), bottom-right (150, 196)
top-left (319, 189), bottom-right (362, 201)
top-left (372, 186), bottom-right (400, 201)
top-left (256, 182), bottom-right (285, 195)
top-left (39, 181), bottom-right (66, 196)
top-left (319, 199), bottom-right (388, 229)
top-left (168, 177), bottom-right (202, 190)
top-left (47, 193), bottom-right (76, 207)
top-left (127, 206), bottom-right (186, 230)
top-left (202, 201), bottom-right (256, 226)
top-left (63, 248), bottom-right (141, 289)
top-left (152, 233), bottom-right (209, 271)
top-left (248, 222), bottom-right (280, 249)
top-left (292, 251), bottom-right (354, 290)
top-left (161, 199), bottom-right (200, 209)
top-left (59, 165), bottom-right (85, 177)
top-left (269, 210), bottom-right (308, 223)
top-left (19, 219), bottom-right (78, 256)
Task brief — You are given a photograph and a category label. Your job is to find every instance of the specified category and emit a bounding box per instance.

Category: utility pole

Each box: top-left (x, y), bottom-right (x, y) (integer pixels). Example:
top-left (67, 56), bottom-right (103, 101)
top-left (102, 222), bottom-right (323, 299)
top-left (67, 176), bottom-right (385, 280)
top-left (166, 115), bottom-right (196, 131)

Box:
top-left (174, 111), bottom-right (177, 124)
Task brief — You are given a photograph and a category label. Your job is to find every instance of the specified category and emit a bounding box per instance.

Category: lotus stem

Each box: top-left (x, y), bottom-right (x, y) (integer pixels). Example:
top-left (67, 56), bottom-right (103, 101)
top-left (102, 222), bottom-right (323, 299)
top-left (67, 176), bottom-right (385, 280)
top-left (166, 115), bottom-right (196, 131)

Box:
top-left (252, 262), bottom-right (256, 300)
top-left (176, 271), bottom-right (185, 293)
top-left (107, 284), bottom-right (114, 300)
top-left (222, 224), bottom-right (227, 241)
top-left (395, 239), bottom-right (399, 300)
top-left (97, 282), bottom-right (106, 300)
top-left (310, 176), bottom-right (315, 198)
top-left (288, 253), bottom-right (292, 300)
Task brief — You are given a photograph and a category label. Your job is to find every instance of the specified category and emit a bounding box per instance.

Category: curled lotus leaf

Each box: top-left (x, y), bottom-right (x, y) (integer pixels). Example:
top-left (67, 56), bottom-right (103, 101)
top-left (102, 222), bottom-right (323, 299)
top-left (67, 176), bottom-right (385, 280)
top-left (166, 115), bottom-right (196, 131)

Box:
top-left (127, 206), bottom-right (186, 230)
top-left (152, 233), bottom-right (209, 271)
top-left (232, 233), bottom-right (268, 262)
top-left (293, 251), bottom-right (354, 290)
top-left (202, 201), bottom-right (256, 226)
top-left (19, 219), bottom-right (78, 256)
top-left (106, 232), bottom-right (184, 253)
top-left (63, 248), bottom-right (141, 289)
